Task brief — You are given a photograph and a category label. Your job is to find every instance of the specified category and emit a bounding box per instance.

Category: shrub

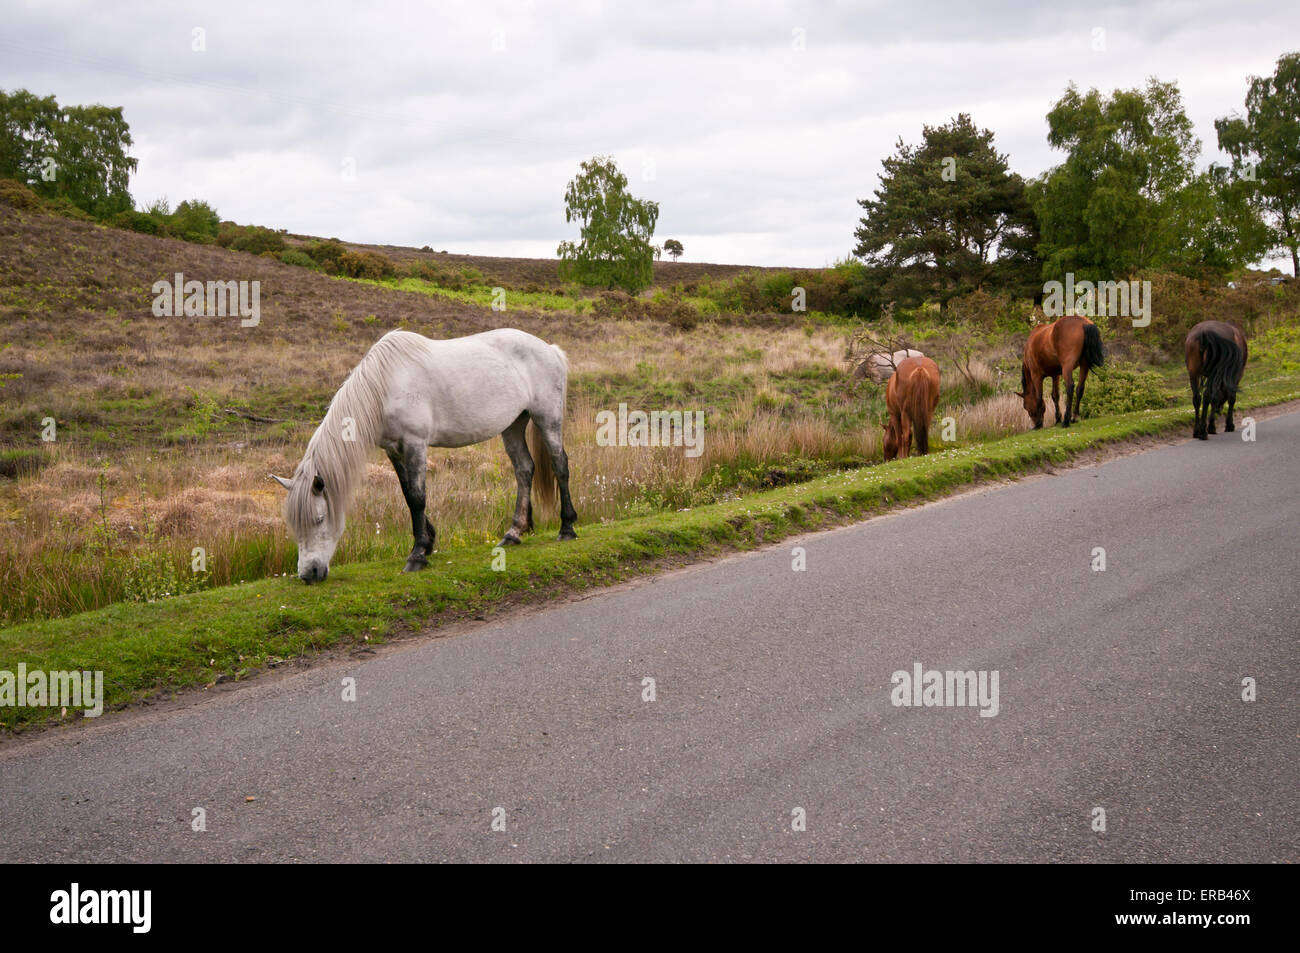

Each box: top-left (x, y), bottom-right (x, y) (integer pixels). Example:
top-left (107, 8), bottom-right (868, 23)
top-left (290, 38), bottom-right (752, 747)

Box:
top-left (40, 194), bottom-right (95, 221)
top-left (110, 209), bottom-right (161, 234)
top-left (0, 178), bottom-right (42, 210)
top-left (279, 249), bottom-right (317, 269)
top-left (167, 199), bottom-right (220, 243)
top-left (1080, 364), bottom-right (1168, 417)
top-left (658, 299), bottom-right (699, 331)
top-left (760, 271), bottom-right (798, 306)
top-left (405, 259), bottom-right (456, 285)
top-left (338, 249), bottom-right (395, 280)
top-left (592, 290), bottom-right (638, 317)
top-left (304, 239), bottom-right (348, 273)
top-left (945, 288), bottom-right (1034, 334)
top-left (227, 226), bottom-right (286, 256)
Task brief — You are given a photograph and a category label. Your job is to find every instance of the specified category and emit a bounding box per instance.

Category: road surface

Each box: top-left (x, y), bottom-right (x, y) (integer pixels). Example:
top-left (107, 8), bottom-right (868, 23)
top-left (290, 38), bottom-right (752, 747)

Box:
top-left (2, 412), bottom-right (1297, 862)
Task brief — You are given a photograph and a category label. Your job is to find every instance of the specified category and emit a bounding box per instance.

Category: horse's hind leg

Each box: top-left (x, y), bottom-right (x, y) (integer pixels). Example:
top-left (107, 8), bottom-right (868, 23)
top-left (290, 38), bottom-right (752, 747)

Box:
top-left (1051, 375), bottom-right (1061, 424)
top-left (1224, 390), bottom-right (1236, 432)
top-left (387, 441), bottom-right (434, 572)
top-left (1061, 364), bottom-right (1076, 428)
top-left (499, 413), bottom-right (534, 546)
top-left (1190, 372), bottom-right (1204, 438)
top-left (533, 414), bottom-right (578, 540)
top-left (1073, 364), bottom-right (1089, 422)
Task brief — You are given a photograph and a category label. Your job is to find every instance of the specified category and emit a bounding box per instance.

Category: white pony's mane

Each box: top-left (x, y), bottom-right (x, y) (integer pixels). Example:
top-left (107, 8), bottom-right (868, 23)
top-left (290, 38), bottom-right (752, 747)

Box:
top-left (286, 331), bottom-right (422, 534)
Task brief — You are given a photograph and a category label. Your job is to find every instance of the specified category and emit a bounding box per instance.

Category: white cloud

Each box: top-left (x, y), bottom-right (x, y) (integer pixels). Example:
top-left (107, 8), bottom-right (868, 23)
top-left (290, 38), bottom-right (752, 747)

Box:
top-left (0, 0), bottom-right (1295, 266)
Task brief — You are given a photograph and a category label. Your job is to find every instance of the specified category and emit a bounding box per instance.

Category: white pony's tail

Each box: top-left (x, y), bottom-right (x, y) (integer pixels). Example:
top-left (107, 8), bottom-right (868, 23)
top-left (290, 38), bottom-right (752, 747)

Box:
top-left (527, 344), bottom-right (568, 516)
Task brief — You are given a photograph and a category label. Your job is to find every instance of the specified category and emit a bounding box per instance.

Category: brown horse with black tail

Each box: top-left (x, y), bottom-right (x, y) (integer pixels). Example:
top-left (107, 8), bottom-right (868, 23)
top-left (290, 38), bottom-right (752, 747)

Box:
top-left (1185, 320), bottom-right (1248, 440)
top-left (883, 356), bottom-right (941, 460)
top-left (1017, 315), bottom-right (1106, 428)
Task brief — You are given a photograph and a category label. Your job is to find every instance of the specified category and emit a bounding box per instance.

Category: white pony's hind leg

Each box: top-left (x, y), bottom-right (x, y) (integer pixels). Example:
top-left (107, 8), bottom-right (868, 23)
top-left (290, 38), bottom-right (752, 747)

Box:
top-left (524, 340), bottom-right (577, 540)
top-left (529, 411), bottom-right (577, 540)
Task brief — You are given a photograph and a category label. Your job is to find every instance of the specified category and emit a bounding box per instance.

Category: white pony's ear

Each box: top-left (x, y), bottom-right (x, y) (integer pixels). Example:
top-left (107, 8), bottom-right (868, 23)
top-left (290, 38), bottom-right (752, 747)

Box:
top-left (271, 474), bottom-right (292, 490)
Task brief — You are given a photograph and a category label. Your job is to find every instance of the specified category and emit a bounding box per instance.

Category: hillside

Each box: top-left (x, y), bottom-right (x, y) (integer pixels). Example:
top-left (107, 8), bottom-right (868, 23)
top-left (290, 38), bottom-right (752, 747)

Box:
top-left (4, 194), bottom-right (1300, 634)
top-left (0, 199), bottom-right (860, 624)
top-left (318, 238), bottom-right (791, 289)
top-left (0, 200), bottom-right (804, 448)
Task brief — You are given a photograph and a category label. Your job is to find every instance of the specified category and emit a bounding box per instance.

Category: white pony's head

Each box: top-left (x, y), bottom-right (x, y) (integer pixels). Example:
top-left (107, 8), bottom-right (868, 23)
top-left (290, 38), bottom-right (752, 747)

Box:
top-left (273, 463), bottom-right (345, 583)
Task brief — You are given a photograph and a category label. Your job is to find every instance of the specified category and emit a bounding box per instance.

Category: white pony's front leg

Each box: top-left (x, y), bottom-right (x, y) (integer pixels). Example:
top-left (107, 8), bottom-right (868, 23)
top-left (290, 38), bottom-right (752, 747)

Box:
top-left (383, 438), bottom-right (434, 572)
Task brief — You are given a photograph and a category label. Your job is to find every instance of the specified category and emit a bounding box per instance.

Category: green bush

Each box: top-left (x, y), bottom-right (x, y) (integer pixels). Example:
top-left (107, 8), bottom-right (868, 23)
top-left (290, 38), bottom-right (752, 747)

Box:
top-left (215, 222), bottom-right (241, 247)
top-left (405, 259), bottom-right (456, 285)
top-left (227, 226), bottom-right (286, 256)
top-left (760, 271), bottom-right (798, 306)
top-left (338, 249), bottom-right (395, 280)
top-left (39, 194), bottom-right (95, 221)
top-left (0, 178), bottom-right (42, 210)
top-left (1081, 364), bottom-right (1169, 417)
top-left (689, 262), bottom-right (876, 318)
top-left (167, 199), bottom-right (220, 243)
top-left (279, 249), bottom-right (317, 269)
top-left (304, 239), bottom-right (348, 273)
top-left (946, 288), bottom-right (1038, 334)
top-left (110, 209), bottom-right (161, 234)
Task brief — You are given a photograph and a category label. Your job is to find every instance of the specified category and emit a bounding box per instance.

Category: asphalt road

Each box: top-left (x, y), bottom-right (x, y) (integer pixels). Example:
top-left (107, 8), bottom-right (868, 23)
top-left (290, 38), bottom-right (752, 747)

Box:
top-left (3, 413), bottom-right (1297, 863)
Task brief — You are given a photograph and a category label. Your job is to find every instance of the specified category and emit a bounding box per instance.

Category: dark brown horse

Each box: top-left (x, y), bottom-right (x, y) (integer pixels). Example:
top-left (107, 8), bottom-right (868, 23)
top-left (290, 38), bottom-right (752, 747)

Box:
top-left (883, 356), bottom-right (941, 460)
top-left (1185, 320), bottom-right (1248, 440)
top-left (1017, 315), bottom-right (1106, 428)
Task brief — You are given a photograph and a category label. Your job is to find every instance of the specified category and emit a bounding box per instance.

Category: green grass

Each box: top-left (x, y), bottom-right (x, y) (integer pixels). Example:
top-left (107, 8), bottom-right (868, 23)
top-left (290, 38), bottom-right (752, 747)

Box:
top-left (4, 380), bottom-right (1298, 733)
top-left (359, 276), bottom-right (592, 312)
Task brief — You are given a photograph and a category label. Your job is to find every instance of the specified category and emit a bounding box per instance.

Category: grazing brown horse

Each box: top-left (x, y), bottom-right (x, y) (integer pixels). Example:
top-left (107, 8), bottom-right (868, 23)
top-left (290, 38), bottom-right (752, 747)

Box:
top-left (1185, 320), bottom-right (1248, 440)
top-left (883, 356), bottom-right (941, 460)
top-left (1017, 315), bottom-right (1106, 428)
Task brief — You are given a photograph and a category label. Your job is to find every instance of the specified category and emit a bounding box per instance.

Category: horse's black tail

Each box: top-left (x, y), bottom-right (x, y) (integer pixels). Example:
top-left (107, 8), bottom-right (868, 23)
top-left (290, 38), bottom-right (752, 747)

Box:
top-left (1082, 322), bottom-right (1106, 369)
top-left (1196, 329), bottom-right (1245, 406)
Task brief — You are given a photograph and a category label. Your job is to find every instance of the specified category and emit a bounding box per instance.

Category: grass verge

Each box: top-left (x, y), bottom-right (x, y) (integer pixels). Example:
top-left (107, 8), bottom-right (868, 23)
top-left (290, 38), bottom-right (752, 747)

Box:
top-left (2, 384), bottom-right (1298, 733)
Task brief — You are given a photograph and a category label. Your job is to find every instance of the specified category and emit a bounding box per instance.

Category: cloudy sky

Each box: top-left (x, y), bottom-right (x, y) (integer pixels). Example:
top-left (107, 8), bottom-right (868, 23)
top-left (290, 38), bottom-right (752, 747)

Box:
top-left (3, 0), bottom-right (1296, 266)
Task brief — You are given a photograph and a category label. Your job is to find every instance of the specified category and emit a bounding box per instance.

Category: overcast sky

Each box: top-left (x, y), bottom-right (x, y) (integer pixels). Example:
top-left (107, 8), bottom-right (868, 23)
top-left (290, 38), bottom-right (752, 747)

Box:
top-left (2, 1), bottom-right (1296, 266)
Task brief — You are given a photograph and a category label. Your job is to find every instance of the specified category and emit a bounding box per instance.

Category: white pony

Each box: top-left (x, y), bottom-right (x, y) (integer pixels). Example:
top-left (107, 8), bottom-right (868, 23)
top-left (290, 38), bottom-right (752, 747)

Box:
top-left (855, 348), bottom-right (926, 383)
top-left (273, 328), bottom-right (577, 583)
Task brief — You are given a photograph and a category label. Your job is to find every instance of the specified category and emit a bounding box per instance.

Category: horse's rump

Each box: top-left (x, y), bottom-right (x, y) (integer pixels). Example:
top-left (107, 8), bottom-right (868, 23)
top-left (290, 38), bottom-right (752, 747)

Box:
top-left (1187, 322), bottom-right (1246, 405)
top-left (1081, 321), bottom-right (1106, 369)
top-left (527, 343), bottom-right (568, 513)
top-left (886, 356), bottom-right (940, 457)
top-left (902, 358), bottom-right (941, 454)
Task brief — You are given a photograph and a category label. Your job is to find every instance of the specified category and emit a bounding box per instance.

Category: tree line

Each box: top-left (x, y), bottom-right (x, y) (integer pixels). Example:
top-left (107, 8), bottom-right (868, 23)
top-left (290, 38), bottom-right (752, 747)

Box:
top-left (562, 52), bottom-right (1298, 304)
top-left (856, 53), bottom-right (1299, 312)
top-left (3, 51), bottom-right (1296, 311)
